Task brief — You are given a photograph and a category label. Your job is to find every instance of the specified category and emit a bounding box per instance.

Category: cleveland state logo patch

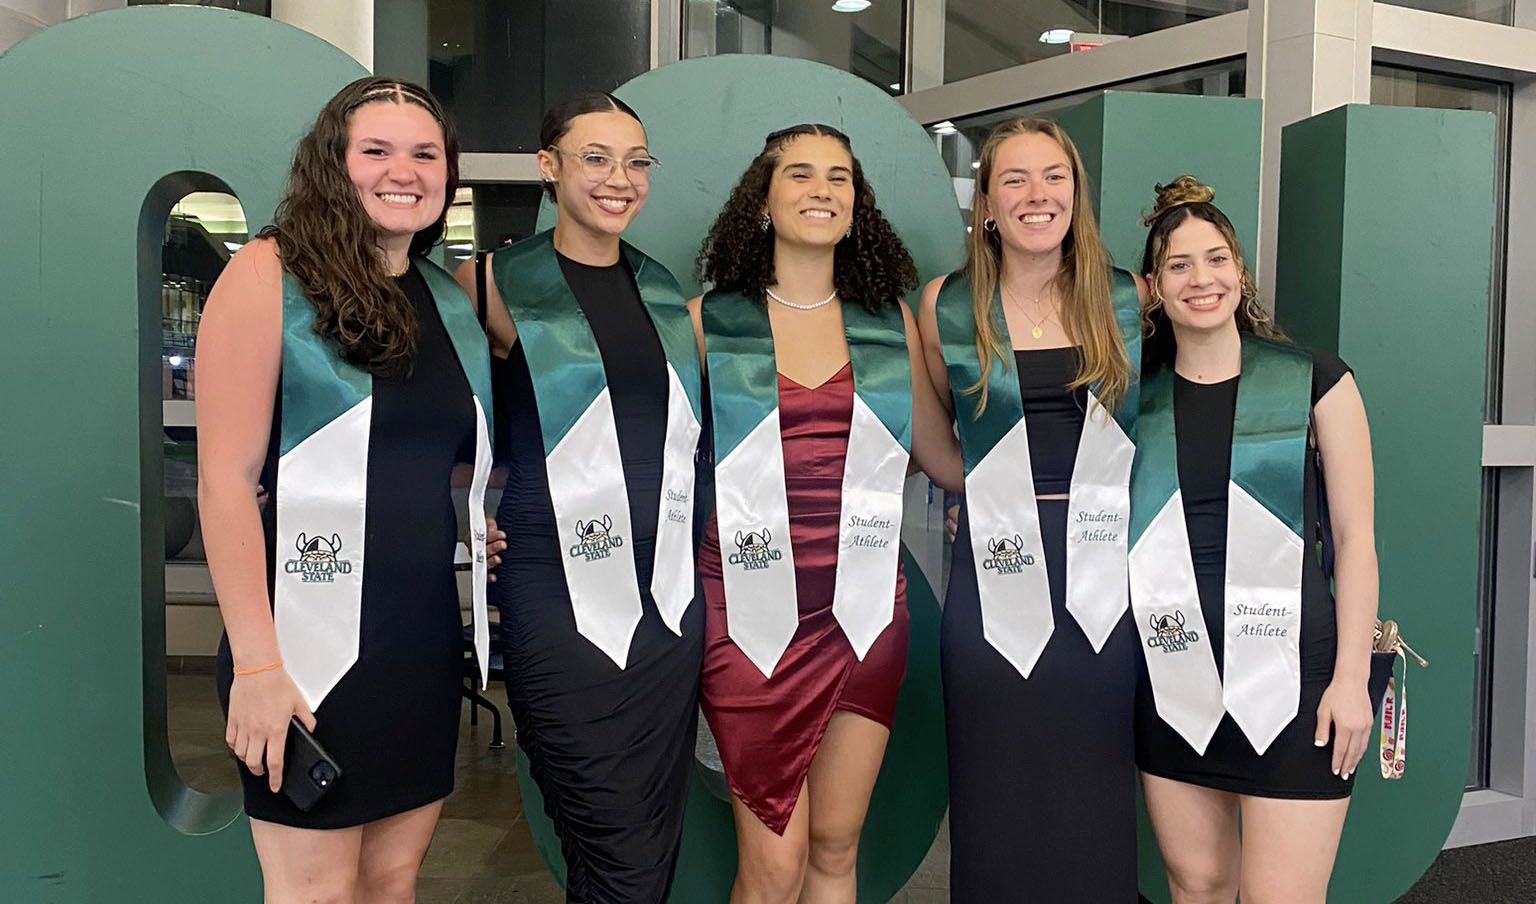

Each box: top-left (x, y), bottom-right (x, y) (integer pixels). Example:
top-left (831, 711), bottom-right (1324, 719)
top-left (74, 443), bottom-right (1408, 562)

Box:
top-left (569, 515), bottom-right (623, 562)
top-left (1146, 611), bottom-right (1202, 654)
top-left (283, 532), bottom-right (354, 583)
top-left (982, 534), bottom-right (1035, 574)
top-left (728, 529), bottom-right (783, 571)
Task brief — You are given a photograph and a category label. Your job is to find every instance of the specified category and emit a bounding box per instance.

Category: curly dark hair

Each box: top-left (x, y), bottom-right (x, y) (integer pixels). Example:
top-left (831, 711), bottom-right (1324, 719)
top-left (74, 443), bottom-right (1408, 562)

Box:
top-left (695, 124), bottom-right (917, 311)
top-left (258, 76), bottom-right (459, 376)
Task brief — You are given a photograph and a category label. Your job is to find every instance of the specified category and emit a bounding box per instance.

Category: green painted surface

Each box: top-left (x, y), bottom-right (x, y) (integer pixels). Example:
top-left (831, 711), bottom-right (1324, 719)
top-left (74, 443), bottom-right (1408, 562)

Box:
top-left (1058, 91), bottom-right (1263, 901)
top-left (536, 54), bottom-right (968, 293)
top-left (1059, 91), bottom-right (1263, 274)
top-left (519, 54), bottom-right (963, 901)
top-left (1277, 104), bottom-right (1492, 904)
top-left (0, 7), bottom-right (366, 901)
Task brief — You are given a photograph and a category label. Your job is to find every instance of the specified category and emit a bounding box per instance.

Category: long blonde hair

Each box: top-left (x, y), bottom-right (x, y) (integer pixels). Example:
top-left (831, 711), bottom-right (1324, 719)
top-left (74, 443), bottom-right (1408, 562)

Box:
top-left (964, 118), bottom-right (1130, 415)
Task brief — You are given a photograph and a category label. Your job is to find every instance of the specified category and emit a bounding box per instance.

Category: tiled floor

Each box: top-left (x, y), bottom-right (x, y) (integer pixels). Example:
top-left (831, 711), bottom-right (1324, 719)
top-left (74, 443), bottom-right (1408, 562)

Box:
top-left (169, 669), bottom-right (1535, 903)
top-left (166, 672), bottom-right (950, 903)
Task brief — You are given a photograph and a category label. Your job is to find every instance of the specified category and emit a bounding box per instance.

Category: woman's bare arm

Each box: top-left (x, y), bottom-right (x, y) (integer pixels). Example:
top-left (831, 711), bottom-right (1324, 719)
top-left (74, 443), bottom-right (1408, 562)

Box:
top-left (195, 237), bottom-right (315, 790)
top-left (904, 300), bottom-right (964, 492)
top-left (453, 252), bottom-right (518, 358)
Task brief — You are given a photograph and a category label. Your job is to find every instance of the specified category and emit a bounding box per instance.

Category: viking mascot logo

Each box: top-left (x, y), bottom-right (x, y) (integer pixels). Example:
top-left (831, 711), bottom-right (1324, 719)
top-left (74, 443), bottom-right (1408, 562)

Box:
top-left (1146, 610), bottom-right (1201, 654)
top-left (728, 529), bottom-right (783, 571)
top-left (981, 534), bottom-right (1034, 574)
top-left (283, 532), bottom-right (353, 583)
top-left (570, 515), bottom-right (623, 562)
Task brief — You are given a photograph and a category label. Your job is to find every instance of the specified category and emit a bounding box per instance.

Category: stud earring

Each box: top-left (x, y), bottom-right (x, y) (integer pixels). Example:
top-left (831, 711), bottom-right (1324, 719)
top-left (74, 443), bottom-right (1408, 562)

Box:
top-left (760, 212), bottom-right (772, 232)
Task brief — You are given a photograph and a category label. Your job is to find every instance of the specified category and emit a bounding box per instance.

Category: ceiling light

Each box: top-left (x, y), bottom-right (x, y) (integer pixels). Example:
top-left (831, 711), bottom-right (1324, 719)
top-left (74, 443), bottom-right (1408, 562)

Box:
top-left (223, 241), bottom-right (243, 252)
top-left (447, 243), bottom-right (474, 251)
top-left (889, 82), bottom-right (901, 91)
top-left (1040, 28), bottom-right (1074, 44)
top-left (167, 354), bottom-right (184, 367)
top-left (932, 120), bottom-right (957, 135)
top-left (832, 0), bottom-right (871, 12)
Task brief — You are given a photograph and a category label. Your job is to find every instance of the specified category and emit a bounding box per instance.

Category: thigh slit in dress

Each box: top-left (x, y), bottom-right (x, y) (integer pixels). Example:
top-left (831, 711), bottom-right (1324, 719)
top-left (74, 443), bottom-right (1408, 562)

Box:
top-left (698, 362), bottom-right (909, 835)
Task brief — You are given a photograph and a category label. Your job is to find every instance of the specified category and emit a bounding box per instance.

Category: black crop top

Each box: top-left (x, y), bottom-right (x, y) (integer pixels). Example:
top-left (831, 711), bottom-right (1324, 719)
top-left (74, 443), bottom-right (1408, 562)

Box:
top-left (1017, 347), bottom-right (1087, 496)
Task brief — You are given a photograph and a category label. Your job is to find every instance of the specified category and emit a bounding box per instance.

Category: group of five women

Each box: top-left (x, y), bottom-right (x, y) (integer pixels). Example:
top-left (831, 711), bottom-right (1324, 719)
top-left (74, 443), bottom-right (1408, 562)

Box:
top-left (197, 76), bottom-right (1378, 904)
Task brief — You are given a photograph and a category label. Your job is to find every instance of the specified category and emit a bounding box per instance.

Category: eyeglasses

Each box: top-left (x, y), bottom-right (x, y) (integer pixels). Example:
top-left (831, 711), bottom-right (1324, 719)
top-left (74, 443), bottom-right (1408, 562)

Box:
top-left (547, 146), bottom-right (660, 182)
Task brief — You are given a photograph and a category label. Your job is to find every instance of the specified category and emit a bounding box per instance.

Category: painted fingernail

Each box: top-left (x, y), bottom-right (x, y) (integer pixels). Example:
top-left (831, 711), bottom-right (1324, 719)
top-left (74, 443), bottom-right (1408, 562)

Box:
top-left (1332, 767), bottom-right (1340, 775)
top-left (1315, 738), bottom-right (1327, 747)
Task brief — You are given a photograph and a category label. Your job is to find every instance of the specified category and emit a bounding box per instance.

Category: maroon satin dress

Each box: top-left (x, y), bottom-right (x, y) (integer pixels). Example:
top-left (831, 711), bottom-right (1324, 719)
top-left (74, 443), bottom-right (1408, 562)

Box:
top-left (699, 362), bottom-right (909, 835)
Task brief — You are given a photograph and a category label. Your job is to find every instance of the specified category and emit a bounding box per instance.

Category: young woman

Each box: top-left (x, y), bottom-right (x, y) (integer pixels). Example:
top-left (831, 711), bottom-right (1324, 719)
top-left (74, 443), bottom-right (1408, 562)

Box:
top-left (690, 123), bottom-right (962, 904)
top-left (915, 117), bottom-right (1146, 901)
top-left (199, 77), bottom-right (502, 901)
top-left (1131, 176), bottom-right (1377, 904)
top-left (453, 93), bottom-right (704, 902)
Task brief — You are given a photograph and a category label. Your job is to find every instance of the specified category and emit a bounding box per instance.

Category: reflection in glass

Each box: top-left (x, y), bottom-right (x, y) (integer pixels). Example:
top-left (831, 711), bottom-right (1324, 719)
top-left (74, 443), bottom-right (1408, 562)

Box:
top-left (1377, 0), bottom-right (1512, 25)
top-left (684, 0), bottom-right (905, 96)
top-left (375, 0), bottom-right (651, 153)
top-left (941, 0), bottom-right (1245, 84)
top-left (1372, 64), bottom-right (1510, 791)
top-left (161, 192), bottom-right (247, 567)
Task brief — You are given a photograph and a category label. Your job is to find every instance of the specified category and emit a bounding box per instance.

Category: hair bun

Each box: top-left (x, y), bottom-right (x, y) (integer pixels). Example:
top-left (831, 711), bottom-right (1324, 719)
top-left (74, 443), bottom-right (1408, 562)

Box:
top-left (1142, 175), bottom-right (1215, 226)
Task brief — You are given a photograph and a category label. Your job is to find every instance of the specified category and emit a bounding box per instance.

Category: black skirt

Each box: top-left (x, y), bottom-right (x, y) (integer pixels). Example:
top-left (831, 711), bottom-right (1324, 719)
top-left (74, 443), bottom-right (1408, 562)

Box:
top-left (942, 498), bottom-right (1140, 903)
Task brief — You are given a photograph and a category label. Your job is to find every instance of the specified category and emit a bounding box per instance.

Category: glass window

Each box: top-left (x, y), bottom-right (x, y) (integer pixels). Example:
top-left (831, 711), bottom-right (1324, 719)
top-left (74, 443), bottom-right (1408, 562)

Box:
top-left (684, 0), bottom-right (905, 96)
top-left (940, 0), bottom-right (1245, 85)
top-left (937, 59), bottom-right (1246, 183)
top-left (1377, 0), bottom-right (1513, 25)
top-left (375, 0), bottom-right (652, 153)
top-left (1372, 64), bottom-right (1510, 790)
top-left (127, 0), bottom-right (270, 13)
top-left (161, 193), bottom-right (247, 570)
top-left (159, 191), bottom-right (247, 793)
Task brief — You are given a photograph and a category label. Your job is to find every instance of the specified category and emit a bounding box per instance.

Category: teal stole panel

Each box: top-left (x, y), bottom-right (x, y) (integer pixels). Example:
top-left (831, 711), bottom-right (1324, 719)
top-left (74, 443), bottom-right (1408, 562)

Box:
top-left (704, 290), bottom-right (912, 677)
top-left (492, 230), bottom-right (703, 667)
top-left (932, 267), bottom-right (1140, 676)
top-left (1128, 334), bottom-right (1311, 754)
top-left (275, 256), bottom-right (494, 709)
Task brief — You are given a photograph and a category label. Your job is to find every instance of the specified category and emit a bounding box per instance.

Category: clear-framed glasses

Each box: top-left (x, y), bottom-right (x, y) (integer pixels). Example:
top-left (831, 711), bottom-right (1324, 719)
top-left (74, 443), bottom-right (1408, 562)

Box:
top-left (547, 146), bottom-right (660, 182)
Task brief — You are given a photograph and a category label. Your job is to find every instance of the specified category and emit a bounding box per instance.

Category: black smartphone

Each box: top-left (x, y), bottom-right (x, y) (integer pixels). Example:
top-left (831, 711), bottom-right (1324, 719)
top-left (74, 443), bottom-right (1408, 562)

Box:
top-left (281, 717), bottom-right (341, 812)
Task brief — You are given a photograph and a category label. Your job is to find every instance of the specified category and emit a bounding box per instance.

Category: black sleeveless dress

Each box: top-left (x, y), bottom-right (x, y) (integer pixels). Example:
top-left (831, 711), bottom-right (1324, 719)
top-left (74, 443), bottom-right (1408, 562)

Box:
top-left (942, 347), bottom-right (1139, 902)
top-left (492, 252), bottom-right (703, 902)
top-left (1136, 351), bottom-right (1355, 798)
top-left (216, 264), bottom-right (476, 829)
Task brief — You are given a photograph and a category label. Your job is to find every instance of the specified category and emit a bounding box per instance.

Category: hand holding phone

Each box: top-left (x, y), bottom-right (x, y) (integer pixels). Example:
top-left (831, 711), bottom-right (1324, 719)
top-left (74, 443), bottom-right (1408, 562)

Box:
top-left (282, 717), bottom-right (342, 812)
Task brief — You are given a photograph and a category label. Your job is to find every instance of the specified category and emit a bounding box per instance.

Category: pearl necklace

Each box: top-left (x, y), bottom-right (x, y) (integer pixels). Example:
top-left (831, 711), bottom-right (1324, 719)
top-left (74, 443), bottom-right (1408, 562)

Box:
top-left (766, 286), bottom-right (837, 311)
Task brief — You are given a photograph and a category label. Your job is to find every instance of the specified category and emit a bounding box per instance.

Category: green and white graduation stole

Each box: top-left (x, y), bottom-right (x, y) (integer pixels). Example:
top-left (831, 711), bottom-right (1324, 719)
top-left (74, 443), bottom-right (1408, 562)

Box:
top-left (1129, 335), bottom-right (1311, 754)
top-left (493, 230), bottom-right (703, 668)
top-left (704, 290), bottom-right (912, 677)
top-left (274, 258), bottom-right (494, 711)
top-left (935, 268), bottom-right (1141, 678)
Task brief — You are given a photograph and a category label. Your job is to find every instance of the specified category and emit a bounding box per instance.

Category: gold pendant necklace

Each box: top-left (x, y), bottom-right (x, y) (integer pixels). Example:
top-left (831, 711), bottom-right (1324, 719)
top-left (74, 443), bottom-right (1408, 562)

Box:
top-left (1003, 285), bottom-right (1056, 339)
